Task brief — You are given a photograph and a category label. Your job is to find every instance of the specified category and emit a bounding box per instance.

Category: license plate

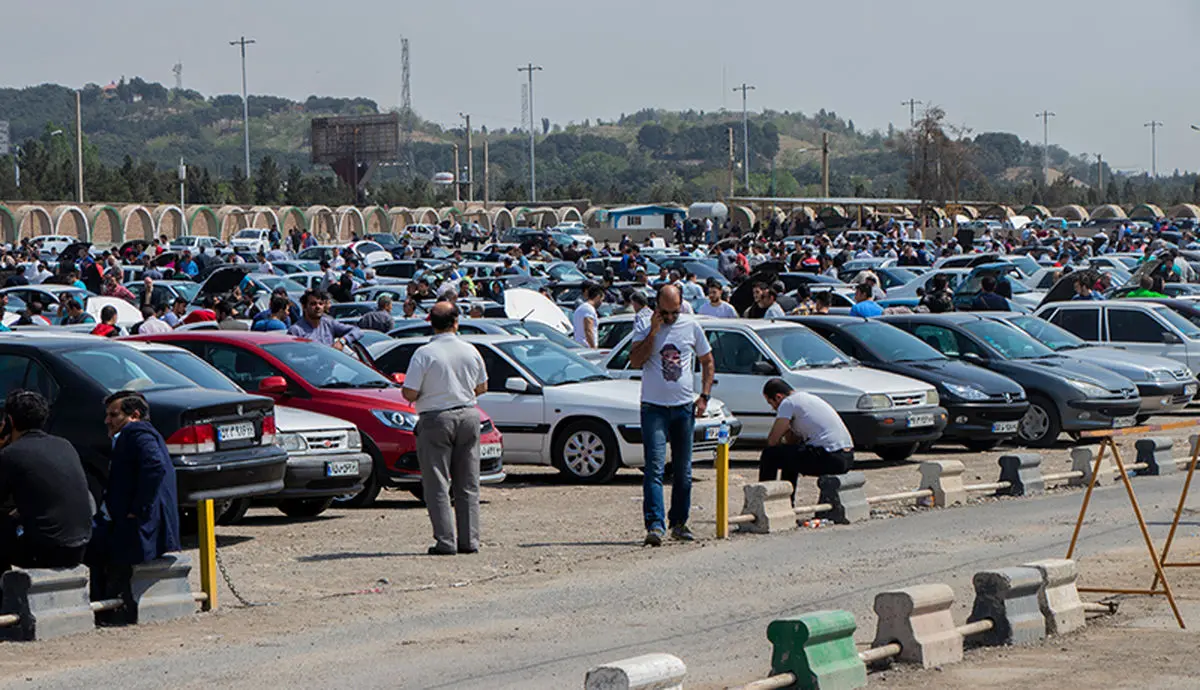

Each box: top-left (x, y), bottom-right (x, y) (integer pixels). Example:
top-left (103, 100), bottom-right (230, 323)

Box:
top-left (705, 426), bottom-right (720, 440)
top-left (1187, 384), bottom-right (1198, 396)
top-left (907, 413), bottom-right (935, 428)
top-left (325, 461), bottom-right (359, 477)
top-left (1112, 416), bottom-right (1137, 429)
top-left (480, 443), bottom-right (503, 460)
top-left (217, 422), bottom-right (255, 442)
top-left (992, 420), bottom-right (1019, 434)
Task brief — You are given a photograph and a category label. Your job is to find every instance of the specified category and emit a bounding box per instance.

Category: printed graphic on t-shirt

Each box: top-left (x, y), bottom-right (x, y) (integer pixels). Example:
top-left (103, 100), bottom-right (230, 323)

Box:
top-left (660, 343), bottom-right (682, 382)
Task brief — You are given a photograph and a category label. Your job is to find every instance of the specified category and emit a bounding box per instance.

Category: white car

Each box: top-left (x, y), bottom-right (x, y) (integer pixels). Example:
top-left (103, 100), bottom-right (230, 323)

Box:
top-left (554, 222), bottom-right (597, 248)
top-left (170, 235), bottom-right (227, 255)
top-left (367, 334), bottom-right (742, 483)
top-left (29, 234), bottom-right (76, 256)
top-left (230, 228), bottom-right (272, 255)
top-left (403, 224), bottom-right (440, 248)
top-left (602, 319), bottom-right (947, 462)
top-left (1036, 299), bottom-right (1200, 372)
top-left (346, 240), bottom-right (393, 266)
top-left (883, 268), bottom-right (971, 301)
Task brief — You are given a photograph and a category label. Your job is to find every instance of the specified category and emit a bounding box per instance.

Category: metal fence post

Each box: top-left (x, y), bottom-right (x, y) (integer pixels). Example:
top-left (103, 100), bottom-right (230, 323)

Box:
top-left (197, 500), bottom-right (217, 611)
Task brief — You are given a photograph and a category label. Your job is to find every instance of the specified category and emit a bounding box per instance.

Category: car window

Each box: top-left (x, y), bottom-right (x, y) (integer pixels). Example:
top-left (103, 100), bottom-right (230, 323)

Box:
top-left (1108, 309), bottom-right (1169, 344)
top-left (608, 339), bottom-right (634, 371)
top-left (144, 350), bottom-right (242, 393)
top-left (0, 354), bottom-right (59, 402)
top-left (59, 346), bottom-right (196, 393)
top-left (394, 325), bottom-right (434, 338)
top-left (911, 324), bottom-right (960, 357)
top-left (457, 325), bottom-right (484, 335)
top-left (1051, 309), bottom-right (1099, 340)
top-left (1151, 307), bottom-right (1200, 339)
top-left (376, 344), bottom-right (420, 376)
top-left (597, 321), bottom-right (633, 350)
top-left (817, 328), bottom-right (863, 359)
top-left (475, 346), bottom-right (523, 392)
top-left (706, 330), bottom-right (770, 375)
top-left (204, 344), bottom-right (286, 390)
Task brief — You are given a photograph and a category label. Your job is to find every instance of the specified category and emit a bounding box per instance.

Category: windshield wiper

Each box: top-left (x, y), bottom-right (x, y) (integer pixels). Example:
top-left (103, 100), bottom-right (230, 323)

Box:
top-left (322, 381), bottom-right (389, 389)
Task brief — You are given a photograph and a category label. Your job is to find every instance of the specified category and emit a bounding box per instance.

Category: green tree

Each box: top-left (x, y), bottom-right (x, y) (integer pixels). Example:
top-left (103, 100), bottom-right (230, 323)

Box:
top-left (229, 165), bottom-right (251, 204)
top-left (255, 155), bottom-right (282, 204)
top-left (636, 124), bottom-right (670, 154)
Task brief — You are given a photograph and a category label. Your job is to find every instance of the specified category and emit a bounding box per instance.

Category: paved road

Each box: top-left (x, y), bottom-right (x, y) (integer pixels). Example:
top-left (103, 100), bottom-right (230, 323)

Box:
top-left (7, 475), bottom-right (1197, 690)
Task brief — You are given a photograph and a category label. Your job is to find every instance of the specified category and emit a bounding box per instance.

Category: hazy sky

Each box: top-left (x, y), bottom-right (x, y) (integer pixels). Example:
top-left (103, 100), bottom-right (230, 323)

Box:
top-left (6, 0), bottom-right (1200, 174)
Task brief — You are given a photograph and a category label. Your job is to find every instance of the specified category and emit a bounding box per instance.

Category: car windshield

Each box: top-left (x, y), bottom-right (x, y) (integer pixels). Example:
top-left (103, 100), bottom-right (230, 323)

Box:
top-left (172, 283), bottom-right (200, 302)
top-left (502, 321), bottom-right (584, 350)
top-left (959, 271), bottom-right (1031, 295)
top-left (252, 275), bottom-right (300, 293)
top-left (758, 327), bottom-right (851, 369)
top-left (496, 339), bottom-right (608, 386)
top-left (1005, 315), bottom-right (1085, 351)
top-left (843, 322), bottom-right (944, 362)
top-left (61, 345), bottom-right (199, 393)
top-left (547, 263), bottom-right (587, 281)
top-left (1152, 306), bottom-right (1200, 339)
top-left (369, 234), bottom-right (398, 248)
top-left (262, 341), bottom-right (393, 389)
top-left (961, 320), bottom-right (1054, 359)
top-left (143, 350), bottom-right (242, 393)
top-left (234, 229), bottom-right (262, 239)
top-left (170, 237), bottom-right (197, 248)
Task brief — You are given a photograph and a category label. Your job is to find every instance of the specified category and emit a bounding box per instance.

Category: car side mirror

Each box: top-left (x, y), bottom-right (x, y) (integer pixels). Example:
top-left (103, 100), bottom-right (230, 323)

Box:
top-left (961, 352), bottom-right (985, 365)
top-left (390, 372), bottom-right (405, 385)
top-left (258, 375), bottom-right (288, 395)
top-left (504, 377), bottom-right (530, 393)
top-left (751, 360), bottom-right (780, 376)
top-left (1163, 331), bottom-right (1182, 345)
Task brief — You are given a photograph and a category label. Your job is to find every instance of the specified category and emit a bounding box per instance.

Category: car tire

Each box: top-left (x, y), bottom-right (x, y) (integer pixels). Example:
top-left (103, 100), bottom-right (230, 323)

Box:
top-left (553, 419), bottom-right (621, 484)
top-left (217, 498), bottom-right (251, 525)
top-left (963, 440), bottom-right (998, 452)
top-left (1136, 414), bottom-right (1152, 426)
top-left (1018, 394), bottom-right (1061, 448)
top-left (875, 443), bottom-right (919, 464)
top-left (278, 497), bottom-right (333, 518)
top-left (332, 447), bottom-right (382, 509)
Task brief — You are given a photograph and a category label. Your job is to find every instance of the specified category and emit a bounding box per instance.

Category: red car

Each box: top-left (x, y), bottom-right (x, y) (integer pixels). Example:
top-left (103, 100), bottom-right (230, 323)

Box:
top-left (129, 332), bottom-right (504, 506)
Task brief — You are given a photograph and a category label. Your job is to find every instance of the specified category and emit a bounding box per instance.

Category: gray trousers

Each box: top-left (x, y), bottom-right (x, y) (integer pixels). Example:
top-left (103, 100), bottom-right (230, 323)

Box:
top-left (416, 406), bottom-right (481, 552)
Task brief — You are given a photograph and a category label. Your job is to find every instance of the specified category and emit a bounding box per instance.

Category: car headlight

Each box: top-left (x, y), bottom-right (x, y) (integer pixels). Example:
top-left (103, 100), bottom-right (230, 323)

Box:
top-left (346, 430), bottom-right (363, 449)
top-left (372, 409), bottom-right (419, 430)
top-left (856, 394), bottom-right (892, 410)
top-left (1069, 379), bottom-right (1111, 398)
top-left (276, 432), bottom-right (307, 453)
top-left (1148, 369), bottom-right (1173, 383)
top-left (925, 389), bottom-right (939, 406)
top-left (943, 383), bottom-right (987, 401)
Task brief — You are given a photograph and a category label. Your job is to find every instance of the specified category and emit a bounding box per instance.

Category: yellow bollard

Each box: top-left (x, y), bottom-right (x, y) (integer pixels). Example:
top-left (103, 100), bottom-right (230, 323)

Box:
top-left (716, 424), bottom-right (730, 539)
top-left (197, 499), bottom-right (217, 611)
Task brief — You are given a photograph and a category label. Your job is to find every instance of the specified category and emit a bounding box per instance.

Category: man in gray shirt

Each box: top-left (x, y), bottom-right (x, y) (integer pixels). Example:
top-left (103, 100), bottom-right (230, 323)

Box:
top-left (402, 302), bottom-right (488, 555)
top-left (357, 295), bottom-right (395, 333)
top-left (287, 289), bottom-right (362, 350)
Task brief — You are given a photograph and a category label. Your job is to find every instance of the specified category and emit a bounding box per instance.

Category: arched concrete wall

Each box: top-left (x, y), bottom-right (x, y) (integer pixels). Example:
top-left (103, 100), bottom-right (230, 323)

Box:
top-left (218, 205), bottom-right (250, 240)
top-left (154, 205), bottom-right (185, 239)
top-left (1055, 204), bottom-right (1090, 222)
top-left (490, 207), bottom-right (515, 231)
top-left (730, 205), bottom-right (755, 230)
top-left (250, 206), bottom-right (279, 230)
top-left (90, 204), bottom-right (121, 246)
top-left (278, 206), bottom-right (307, 232)
top-left (0, 205), bottom-right (16, 245)
top-left (52, 205), bottom-right (90, 241)
top-left (1168, 203), bottom-right (1200, 219)
top-left (306, 205), bottom-right (335, 241)
top-left (1091, 204), bottom-right (1127, 220)
top-left (1129, 203), bottom-right (1164, 220)
top-left (438, 206), bottom-right (463, 222)
top-left (16, 205), bottom-right (53, 240)
top-left (362, 206), bottom-right (389, 234)
top-left (558, 207), bottom-right (583, 224)
top-left (121, 205), bottom-right (155, 241)
top-left (582, 206), bottom-right (604, 228)
top-left (463, 208), bottom-right (492, 231)
top-left (335, 205), bottom-right (364, 240)
top-left (188, 206), bottom-right (220, 237)
top-left (1019, 204), bottom-right (1051, 219)
top-left (412, 206), bottom-right (438, 226)
top-left (981, 204), bottom-right (1015, 221)
top-left (388, 208), bottom-right (413, 233)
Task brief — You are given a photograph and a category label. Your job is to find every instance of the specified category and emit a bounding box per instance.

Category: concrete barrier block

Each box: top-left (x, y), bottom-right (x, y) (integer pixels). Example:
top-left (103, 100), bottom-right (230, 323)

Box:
top-left (1024, 558), bottom-right (1085, 636)
top-left (817, 472), bottom-right (869, 524)
top-left (1136, 437), bottom-right (1176, 476)
top-left (126, 553), bottom-right (196, 625)
top-left (918, 460), bottom-right (966, 507)
top-left (585, 653), bottom-right (686, 690)
top-left (1069, 447), bottom-right (1114, 487)
top-left (967, 567), bottom-right (1046, 646)
top-left (767, 610), bottom-right (867, 690)
top-left (0, 566), bottom-right (93, 641)
top-left (998, 454), bottom-right (1044, 496)
top-left (738, 481), bottom-right (797, 534)
top-left (871, 584), bottom-right (963, 669)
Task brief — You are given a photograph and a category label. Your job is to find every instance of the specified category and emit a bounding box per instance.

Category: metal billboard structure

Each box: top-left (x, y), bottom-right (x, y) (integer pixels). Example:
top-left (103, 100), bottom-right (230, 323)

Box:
top-left (311, 113), bottom-right (400, 203)
top-left (0, 121), bottom-right (9, 156)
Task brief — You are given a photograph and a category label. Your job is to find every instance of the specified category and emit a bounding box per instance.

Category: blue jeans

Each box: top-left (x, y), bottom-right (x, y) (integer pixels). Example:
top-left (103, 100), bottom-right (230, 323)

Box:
top-left (641, 402), bottom-right (695, 532)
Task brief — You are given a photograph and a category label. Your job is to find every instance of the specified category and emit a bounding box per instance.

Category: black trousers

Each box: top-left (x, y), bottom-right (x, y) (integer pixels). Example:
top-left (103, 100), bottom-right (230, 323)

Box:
top-left (758, 444), bottom-right (854, 497)
top-left (0, 516), bottom-right (86, 575)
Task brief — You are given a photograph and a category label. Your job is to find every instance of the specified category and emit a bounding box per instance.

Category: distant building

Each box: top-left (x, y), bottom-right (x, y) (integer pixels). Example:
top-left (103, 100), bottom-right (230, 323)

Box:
top-left (604, 204), bottom-right (686, 231)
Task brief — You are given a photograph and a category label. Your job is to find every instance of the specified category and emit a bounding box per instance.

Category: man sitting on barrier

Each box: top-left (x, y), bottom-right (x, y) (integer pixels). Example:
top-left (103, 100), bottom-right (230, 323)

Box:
top-left (759, 378), bottom-right (854, 501)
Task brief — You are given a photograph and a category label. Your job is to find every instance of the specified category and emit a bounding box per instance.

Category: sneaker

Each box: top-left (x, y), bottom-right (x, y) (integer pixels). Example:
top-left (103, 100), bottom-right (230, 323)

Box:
top-left (643, 529), bottom-right (664, 547)
top-left (670, 525), bottom-right (696, 542)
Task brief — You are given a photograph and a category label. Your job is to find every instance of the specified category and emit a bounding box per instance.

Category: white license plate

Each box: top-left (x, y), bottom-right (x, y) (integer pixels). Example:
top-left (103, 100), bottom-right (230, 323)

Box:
top-left (1112, 416), bottom-right (1137, 429)
top-left (992, 420), bottom-right (1020, 434)
top-left (907, 413), bottom-right (935, 428)
top-left (325, 461), bottom-right (359, 477)
top-left (217, 422), bottom-right (256, 442)
top-left (480, 443), bottom-right (503, 460)
top-left (1187, 384), bottom-right (1198, 396)
top-left (705, 426), bottom-right (720, 440)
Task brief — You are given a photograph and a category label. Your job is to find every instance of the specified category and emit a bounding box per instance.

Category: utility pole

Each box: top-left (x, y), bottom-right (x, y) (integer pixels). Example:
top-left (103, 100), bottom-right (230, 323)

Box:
top-left (1035, 110), bottom-right (1056, 186)
top-left (821, 132), bottom-right (830, 198)
top-left (230, 36), bottom-right (256, 178)
top-left (1145, 120), bottom-right (1163, 177)
top-left (453, 143), bottom-right (461, 203)
top-left (902, 98), bottom-right (922, 166)
top-left (483, 138), bottom-right (490, 210)
top-left (459, 113), bottom-right (473, 203)
top-left (517, 63), bottom-right (543, 202)
top-left (732, 83), bottom-right (755, 192)
top-left (1096, 153), bottom-right (1104, 197)
top-left (178, 157), bottom-right (188, 234)
top-left (727, 126), bottom-right (735, 198)
top-left (74, 89), bottom-right (84, 203)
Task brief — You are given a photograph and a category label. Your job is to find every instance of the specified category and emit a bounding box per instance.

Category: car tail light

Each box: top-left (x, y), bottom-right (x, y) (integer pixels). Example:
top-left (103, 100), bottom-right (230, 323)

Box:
top-left (166, 424), bottom-right (216, 454)
top-left (261, 414), bottom-right (277, 445)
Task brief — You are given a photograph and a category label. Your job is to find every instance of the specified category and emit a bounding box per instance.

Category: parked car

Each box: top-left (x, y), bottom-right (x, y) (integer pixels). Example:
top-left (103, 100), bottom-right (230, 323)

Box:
top-left (983, 312), bottom-right (1196, 421)
top-left (790, 315), bottom-right (1028, 450)
top-left (880, 313), bottom-right (1141, 446)
top-left (0, 334), bottom-right (288, 504)
top-left (1035, 299), bottom-right (1200, 372)
top-left (881, 269), bottom-right (971, 301)
top-left (271, 260), bottom-right (322, 275)
top-left (388, 317), bottom-right (607, 363)
top-left (124, 279), bottom-right (200, 307)
top-left (601, 320), bottom-right (947, 462)
top-left (126, 340), bottom-right (373, 519)
top-left (29, 234), bottom-right (77, 256)
top-left (402, 224), bottom-right (440, 248)
top-left (130, 331), bottom-right (504, 505)
top-left (953, 262), bottom-right (1042, 311)
top-left (170, 235), bottom-right (227, 255)
top-left (368, 335), bottom-right (740, 483)
top-left (229, 228), bottom-right (272, 255)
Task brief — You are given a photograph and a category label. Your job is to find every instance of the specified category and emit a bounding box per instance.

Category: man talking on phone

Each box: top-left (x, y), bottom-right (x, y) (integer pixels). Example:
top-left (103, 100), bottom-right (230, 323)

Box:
top-left (629, 284), bottom-right (715, 546)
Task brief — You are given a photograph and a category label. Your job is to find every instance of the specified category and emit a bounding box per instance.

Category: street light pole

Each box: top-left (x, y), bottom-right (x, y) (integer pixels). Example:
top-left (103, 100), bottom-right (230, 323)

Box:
top-left (459, 112), bottom-right (473, 203)
top-left (517, 63), bottom-right (543, 202)
top-left (1145, 120), bottom-right (1163, 178)
top-left (1035, 110), bottom-right (1056, 185)
top-left (74, 89), bottom-right (84, 203)
top-left (230, 36), bottom-right (256, 178)
top-left (733, 83), bottom-right (755, 192)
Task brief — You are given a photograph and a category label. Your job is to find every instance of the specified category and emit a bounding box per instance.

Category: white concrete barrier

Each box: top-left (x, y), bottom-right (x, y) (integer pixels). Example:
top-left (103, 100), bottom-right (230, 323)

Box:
top-left (585, 653), bottom-right (687, 690)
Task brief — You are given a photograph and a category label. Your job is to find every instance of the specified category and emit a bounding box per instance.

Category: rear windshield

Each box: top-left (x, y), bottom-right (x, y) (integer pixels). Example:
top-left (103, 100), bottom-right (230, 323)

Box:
top-left (61, 345), bottom-right (198, 393)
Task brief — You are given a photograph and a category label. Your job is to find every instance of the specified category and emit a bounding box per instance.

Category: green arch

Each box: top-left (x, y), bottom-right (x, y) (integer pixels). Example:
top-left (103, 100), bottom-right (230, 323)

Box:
top-left (188, 205), bottom-right (220, 237)
top-left (279, 205), bottom-right (309, 231)
top-left (0, 205), bottom-right (16, 245)
top-left (90, 204), bottom-right (123, 245)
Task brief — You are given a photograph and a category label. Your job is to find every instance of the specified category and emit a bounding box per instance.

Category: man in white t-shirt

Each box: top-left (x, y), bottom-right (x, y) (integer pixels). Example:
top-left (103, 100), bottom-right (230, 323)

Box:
top-left (572, 283), bottom-right (604, 348)
top-left (629, 285), bottom-right (715, 546)
top-left (760, 378), bottom-right (854, 501)
top-left (697, 280), bottom-right (737, 318)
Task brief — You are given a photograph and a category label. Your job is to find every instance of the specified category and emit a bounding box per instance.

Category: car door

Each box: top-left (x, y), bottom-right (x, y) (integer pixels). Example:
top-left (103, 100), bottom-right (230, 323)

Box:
top-left (1046, 306), bottom-right (1100, 343)
top-left (908, 323), bottom-right (963, 358)
top-left (200, 342), bottom-right (288, 394)
top-left (700, 328), bottom-right (779, 438)
top-left (472, 345), bottom-right (546, 462)
top-left (1104, 307), bottom-right (1184, 364)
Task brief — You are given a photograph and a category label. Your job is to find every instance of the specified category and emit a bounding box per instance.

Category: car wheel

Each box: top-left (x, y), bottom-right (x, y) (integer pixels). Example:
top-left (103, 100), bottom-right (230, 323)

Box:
top-left (1136, 414), bottom-right (1152, 426)
top-left (217, 498), bottom-right (251, 525)
top-left (331, 448), bottom-right (382, 508)
top-left (875, 443), bottom-right (919, 463)
top-left (278, 497), bottom-right (333, 518)
top-left (963, 440), bottom-right (998, 452)
top-left (1018, 395), bottom-right (1061, 448)
top-left (553, 420), bottom-right (620, 484)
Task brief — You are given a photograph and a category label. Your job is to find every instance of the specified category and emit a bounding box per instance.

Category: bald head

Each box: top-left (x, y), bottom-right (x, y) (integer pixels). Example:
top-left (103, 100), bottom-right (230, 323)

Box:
top-left (657, 284), bottom-right (682, 325)
top-left (429, 301), bottom-right (459, 333)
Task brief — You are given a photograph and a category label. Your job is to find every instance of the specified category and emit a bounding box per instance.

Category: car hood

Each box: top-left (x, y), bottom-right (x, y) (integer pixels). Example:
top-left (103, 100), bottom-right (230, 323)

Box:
top-left (274, 405), bottom-right (355, 433)
top-left (792, 365), bottom-right (934, 396)
top-left (197, 266), bottom-right (252, 295)
top-left (1007, 355), bottom-right (1136, 391)
top-left (311, 385), bottom-right (416, 411)
top-left (546, 378), bottom-right (732, 420)
top-left (888, 359), bottom-right (1024, 396)
top-left (1061, 346), bottom-right (1191, 380)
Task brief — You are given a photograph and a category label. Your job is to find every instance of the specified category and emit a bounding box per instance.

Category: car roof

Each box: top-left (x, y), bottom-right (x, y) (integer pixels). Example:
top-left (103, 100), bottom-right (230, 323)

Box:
top-left (785, 314), bottom-right (870, 327)
top-left (0, 334), bottom-right (129, 350)
top-left (130, 331), bottom-right (301, 346)
top-left (882, 312), bottom-right (986, 324)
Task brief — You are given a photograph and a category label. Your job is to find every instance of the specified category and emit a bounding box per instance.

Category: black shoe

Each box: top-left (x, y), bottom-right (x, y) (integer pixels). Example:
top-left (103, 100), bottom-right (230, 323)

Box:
top-left (427, 546), bottom-right (455, 556)
top-left (458, 547), bottom-right (478, 554)
top-left (643, 529), bottom-right (664, 547)
top-left (670, 525), bottom-right (696, 542)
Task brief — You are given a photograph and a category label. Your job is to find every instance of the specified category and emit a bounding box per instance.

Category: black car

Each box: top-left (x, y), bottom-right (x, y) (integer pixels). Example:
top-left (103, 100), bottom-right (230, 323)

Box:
top-left (0, 336), bottom-right (288, 504)
top-left (790, 315), bottom-right (1029, 450)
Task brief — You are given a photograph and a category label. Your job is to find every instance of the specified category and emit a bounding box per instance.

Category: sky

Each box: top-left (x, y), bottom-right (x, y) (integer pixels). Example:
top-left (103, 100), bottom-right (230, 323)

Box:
top-left (5, 0), bottom-right (1200, 175)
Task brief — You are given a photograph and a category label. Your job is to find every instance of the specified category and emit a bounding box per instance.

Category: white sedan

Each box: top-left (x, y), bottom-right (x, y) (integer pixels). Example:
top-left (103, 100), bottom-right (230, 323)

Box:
top-left (367, 334), bottom-right (742, 483)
